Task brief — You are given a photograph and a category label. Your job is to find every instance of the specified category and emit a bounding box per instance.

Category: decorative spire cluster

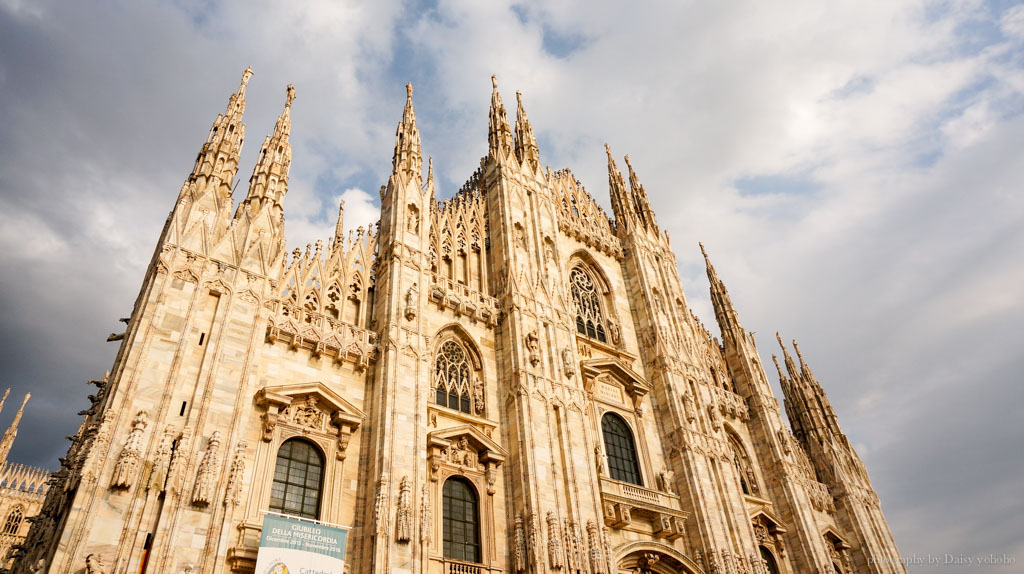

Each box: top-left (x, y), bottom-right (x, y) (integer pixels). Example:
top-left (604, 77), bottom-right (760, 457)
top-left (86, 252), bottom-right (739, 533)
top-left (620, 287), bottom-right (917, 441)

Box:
top-left (774, 333), bottom-right (844, 446)
top-left (606, 145), bottom-right (658, 234)
top-left (623, 154), bottom-right (658, 233)
top-left (184, 66), bottom-right (252, 201)
top-left (236, 83), bottom-right (295, 223)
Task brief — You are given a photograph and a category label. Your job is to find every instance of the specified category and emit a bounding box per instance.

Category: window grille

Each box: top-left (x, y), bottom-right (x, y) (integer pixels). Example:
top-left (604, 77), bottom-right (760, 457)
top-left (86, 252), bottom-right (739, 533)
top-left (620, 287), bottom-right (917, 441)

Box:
top-left (269, 439), bottom-right (324, 520)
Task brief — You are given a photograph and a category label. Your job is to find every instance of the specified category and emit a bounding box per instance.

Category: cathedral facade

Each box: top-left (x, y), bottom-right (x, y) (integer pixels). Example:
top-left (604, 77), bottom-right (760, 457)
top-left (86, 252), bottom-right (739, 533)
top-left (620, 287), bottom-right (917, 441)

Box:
top-left (10, 69), bottom-right (905, 574)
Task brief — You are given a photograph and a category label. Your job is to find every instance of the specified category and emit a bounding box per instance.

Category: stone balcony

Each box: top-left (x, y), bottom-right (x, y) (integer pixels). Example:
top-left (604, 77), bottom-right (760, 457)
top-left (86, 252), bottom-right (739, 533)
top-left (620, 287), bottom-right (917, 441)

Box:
top-left (429, 274), bottom-right (500, 326)
top-left (599, 476), bottom-right (687, 540)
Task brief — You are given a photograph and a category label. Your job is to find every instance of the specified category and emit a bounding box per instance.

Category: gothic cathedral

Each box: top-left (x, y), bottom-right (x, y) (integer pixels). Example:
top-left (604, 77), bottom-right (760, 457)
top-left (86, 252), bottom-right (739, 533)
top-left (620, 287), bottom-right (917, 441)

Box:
top-left (9, 69), bottom-right (905, 574)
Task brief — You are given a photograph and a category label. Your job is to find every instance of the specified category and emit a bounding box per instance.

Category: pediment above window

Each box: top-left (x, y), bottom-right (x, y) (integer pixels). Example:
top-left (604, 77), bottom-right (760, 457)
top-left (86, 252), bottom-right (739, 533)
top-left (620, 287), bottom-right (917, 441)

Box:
top-left (255, 382), bottom-right (364, 459)
top-left (427, 425), bottom-right (506, 493)
top-left (581, 358), bottom-right (651, 408)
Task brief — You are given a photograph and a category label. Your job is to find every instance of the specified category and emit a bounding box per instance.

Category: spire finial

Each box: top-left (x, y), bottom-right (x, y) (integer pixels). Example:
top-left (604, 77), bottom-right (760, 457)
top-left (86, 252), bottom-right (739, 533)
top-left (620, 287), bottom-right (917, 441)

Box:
top-left (492, 74), bottom-right (498, 88)
top-left (0, 388), bottom-right (9, 419)
top-left (285, 83), bottom-right (296, 108)
top-left (241, 66), bottom-right (254, 88)
top-left (406, 82), bottom-right (413, 98)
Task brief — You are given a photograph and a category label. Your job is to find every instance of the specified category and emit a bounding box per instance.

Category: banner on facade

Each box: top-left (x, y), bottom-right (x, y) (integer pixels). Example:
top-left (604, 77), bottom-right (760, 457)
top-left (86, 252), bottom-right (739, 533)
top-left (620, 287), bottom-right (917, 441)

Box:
top-left (254, 513), bottom-right (348, 574)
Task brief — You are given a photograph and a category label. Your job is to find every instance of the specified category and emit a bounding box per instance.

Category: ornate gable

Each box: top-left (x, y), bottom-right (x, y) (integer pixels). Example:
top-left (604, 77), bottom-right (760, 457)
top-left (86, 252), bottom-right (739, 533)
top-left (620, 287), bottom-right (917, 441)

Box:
top-left (255, 382), bottom-right (364, 460)
top-left (581, 358), bottom-right (651, 408)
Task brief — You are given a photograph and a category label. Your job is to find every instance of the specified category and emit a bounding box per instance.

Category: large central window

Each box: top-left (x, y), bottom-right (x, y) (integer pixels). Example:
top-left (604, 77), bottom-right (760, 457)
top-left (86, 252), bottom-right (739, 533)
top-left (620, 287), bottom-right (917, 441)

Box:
top-left (602, 412), bottom-right (642, 485)
top-left (570, 267), bottom-right (607, 343)
top-left (269, 439), bottom-right (324, 520)
top-left (443, 477), bottom-right (481, 563)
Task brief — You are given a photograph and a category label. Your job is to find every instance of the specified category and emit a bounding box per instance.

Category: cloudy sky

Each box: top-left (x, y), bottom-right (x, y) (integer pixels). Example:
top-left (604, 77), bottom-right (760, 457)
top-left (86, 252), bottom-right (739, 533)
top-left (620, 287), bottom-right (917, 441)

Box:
top-left (2, 0), bottom-right (1022, 570)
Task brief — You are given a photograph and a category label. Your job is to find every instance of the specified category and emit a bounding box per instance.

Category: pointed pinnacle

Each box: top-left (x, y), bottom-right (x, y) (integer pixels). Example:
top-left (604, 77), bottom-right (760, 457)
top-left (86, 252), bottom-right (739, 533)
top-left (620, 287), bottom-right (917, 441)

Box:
top-left (776, 332), bottom-right (799, 379)
top-left (334, 199), bottom-right (345, 243)
top-left (792, 339), bottom-right (815, 380)
top-left (772, 354), bottom-right (785, 380)
top-left (238, 66), bottom-right (254, 96)
top-left (492, 74), bottom-right (498, 88)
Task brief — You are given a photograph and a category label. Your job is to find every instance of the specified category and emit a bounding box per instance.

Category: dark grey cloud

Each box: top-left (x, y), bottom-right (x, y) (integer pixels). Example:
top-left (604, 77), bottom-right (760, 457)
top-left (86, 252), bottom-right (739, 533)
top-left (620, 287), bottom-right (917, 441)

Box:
top-left (1, 1), bottom-right (1022, 571)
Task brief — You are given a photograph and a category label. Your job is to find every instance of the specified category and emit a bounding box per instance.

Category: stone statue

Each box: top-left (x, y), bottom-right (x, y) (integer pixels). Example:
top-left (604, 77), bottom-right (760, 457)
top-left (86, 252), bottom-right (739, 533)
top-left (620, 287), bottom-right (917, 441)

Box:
top-left (374, 474), bottom-right (389, 536)
top-left (526, 330), bottom-right (540, 366)
top-left (708, 403), bottom-right (722, 431)
top-left (607, 320), bottom-right (621, 346)
top-left (513, 514), bottom-right (527, 572)
top-left (657, 467), bottom-right (675, 494)
top-left (683, 391), bottom-right (697, 423)
top-left (191, 431), bottom-right (222, 506)
top-left (85, 553), bottom-right (106, 574)
top-left (395, 475), bottom-right (412, 543)
top-left (148, 429), bottom-right (173, 494)
top-left (473, 376), bottom-right (484, 415)
top-left (110, 411), bottom-right (148, 489)
top-left (420, 482), bottom-right (431, 545)
top-left (561, 347), bottom-right (575, 378)
top-left (404, 283), bottom-right (418, 321)
top-left (594, 444), bottom-right (605, 475)
top-left (547, 511), bottom-right (564, 569)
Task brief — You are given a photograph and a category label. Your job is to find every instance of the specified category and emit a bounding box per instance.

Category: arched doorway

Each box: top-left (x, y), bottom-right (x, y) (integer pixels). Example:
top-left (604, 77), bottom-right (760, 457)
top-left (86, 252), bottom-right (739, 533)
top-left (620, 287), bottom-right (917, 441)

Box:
top-left (616, 543), bottom-right (702, 574)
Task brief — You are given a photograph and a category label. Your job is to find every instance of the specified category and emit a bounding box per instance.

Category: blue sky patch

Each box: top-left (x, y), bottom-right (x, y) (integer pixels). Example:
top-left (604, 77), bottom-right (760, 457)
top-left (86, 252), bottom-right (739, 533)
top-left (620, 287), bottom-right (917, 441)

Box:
top-left (735, 173), bottom-right (820, 197)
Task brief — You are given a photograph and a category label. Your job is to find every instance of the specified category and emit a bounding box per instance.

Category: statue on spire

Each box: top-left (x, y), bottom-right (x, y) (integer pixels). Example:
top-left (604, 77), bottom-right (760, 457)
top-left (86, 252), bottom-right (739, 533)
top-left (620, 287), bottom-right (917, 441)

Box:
top-left (285, 83), bottom-right (296, 107)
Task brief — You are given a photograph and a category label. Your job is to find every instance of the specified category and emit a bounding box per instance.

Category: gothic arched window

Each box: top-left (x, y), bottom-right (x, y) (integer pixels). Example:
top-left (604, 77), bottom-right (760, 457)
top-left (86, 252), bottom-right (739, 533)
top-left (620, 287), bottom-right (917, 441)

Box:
top-left (434, 340), bottom-right (480, 415)
top-left (760, 546), bottom-right (781, 574)
top-left (602, 413), bottom-right (642, 485)
top-left (570, 266), bottom-right (607, 343)
top-left (2, 505), bottom-right (23, 535)
top-left (729, 433), bottom-right (758, 496)
top-left (443, 477), bottom-right (481, 563)
top-left (269, 439), bottom-right (324, 520)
